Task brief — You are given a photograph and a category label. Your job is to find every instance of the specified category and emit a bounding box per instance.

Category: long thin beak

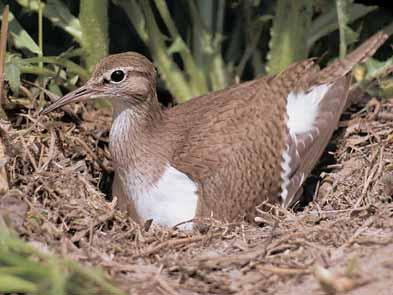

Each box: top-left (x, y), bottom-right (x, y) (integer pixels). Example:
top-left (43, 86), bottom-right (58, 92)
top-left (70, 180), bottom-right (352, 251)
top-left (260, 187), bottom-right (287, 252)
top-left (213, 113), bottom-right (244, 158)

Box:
top-left (40, 85), bottom-right (100, 115)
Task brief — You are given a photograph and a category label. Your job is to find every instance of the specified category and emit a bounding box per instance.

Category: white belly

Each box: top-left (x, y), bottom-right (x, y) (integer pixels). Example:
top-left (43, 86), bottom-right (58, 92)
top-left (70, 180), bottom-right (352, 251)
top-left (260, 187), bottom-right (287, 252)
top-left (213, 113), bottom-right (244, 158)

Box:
top-left (122, 165), bottom-right (198, 230)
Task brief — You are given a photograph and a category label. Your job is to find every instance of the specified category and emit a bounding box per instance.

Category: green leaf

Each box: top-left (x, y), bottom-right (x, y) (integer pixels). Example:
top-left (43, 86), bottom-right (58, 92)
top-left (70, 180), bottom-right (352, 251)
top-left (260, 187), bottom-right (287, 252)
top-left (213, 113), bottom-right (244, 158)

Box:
top-left (4, 62), bottom-right (21, 95)
top-left (0, 230), bottom-right (126, 295)
top-left (21, 56), bottom-right (89, 81)
top-left (380, 78), bottom-right (393, 98)
top-left (0, 274), bottom-right (38, 293)
top-left (354, 56), bottom-right (393, 97)
top-left (16, 0), bottom-right (82, 43)
top-left (308, 3), bottom-right (376, 49)
top-left (363, 57), bottom-right (393, 80)
top-left (48, 80), bottom-right (63, 97)
top-left (0, 3), bottom-right (41, 55)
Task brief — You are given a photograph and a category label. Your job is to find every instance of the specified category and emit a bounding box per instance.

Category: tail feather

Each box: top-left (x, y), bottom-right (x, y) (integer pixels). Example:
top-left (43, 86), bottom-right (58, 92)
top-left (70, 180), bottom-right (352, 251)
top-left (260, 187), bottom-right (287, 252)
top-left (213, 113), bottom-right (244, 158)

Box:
top-left (318, 31), bottom-right (388, 84)
top-left (282, 31), bottom-right (388, 208)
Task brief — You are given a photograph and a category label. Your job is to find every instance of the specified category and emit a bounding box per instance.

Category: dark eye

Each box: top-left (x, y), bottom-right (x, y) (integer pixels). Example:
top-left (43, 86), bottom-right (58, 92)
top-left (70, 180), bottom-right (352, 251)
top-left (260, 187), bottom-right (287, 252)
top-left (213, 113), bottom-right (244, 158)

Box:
top-left (110, 70), bottom-right (126, 82)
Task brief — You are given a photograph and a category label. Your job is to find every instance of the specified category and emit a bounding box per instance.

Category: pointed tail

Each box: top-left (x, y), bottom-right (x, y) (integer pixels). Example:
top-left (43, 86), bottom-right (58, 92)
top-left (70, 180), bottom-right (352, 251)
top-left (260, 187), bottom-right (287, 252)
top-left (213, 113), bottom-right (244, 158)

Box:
top-left (318, 31), bottom-right (388, 84)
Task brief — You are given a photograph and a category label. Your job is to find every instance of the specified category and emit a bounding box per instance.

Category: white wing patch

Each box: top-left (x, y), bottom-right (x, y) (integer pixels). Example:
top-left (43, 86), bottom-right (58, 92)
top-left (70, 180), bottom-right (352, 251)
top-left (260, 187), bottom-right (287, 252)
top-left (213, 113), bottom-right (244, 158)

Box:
top-left (132, 165), bottom-right (198, 230)
top-left (280, 150), bottom-right (292, 202)
top-left (280, 84), bottom-right (331, 203)
top-left (286, 84), bottom-right (330, 135)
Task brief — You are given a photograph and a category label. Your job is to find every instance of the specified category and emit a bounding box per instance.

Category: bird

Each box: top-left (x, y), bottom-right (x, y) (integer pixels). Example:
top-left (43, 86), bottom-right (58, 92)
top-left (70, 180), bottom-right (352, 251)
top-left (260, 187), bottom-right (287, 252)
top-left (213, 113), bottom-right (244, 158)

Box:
top-left (42, 32), bottom-right (388, 229)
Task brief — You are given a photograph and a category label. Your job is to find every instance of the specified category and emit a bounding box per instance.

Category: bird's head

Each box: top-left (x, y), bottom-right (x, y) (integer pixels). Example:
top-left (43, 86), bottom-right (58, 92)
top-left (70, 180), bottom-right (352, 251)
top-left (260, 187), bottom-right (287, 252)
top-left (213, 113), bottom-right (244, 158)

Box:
top-left (41, 52), bottom-right (157, 114)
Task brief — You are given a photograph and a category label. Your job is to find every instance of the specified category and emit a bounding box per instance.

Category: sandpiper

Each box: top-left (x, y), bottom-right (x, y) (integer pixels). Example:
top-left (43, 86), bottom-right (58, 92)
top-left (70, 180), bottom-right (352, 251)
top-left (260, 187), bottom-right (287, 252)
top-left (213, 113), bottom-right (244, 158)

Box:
top-left (42, 32), bottom-right (388, 229)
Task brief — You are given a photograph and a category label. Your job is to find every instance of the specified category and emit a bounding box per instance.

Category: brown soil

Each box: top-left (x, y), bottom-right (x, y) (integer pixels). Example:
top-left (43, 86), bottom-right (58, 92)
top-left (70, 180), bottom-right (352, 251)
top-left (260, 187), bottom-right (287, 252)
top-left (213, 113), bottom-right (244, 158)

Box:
top-left (1, 93), bottom-right (393, 294)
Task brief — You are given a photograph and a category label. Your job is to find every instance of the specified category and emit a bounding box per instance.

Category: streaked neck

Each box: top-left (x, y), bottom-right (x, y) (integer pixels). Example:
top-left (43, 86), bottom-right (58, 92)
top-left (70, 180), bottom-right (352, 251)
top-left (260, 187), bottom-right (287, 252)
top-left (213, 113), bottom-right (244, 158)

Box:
top-left (110, 98), bottom-right (168, 192)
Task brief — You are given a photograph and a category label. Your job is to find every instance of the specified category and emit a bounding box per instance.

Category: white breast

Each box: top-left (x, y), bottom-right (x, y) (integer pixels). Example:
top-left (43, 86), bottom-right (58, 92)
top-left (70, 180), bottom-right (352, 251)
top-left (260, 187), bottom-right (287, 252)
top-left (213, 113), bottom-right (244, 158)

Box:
top-left (123, 165), bottom-right (198, 230)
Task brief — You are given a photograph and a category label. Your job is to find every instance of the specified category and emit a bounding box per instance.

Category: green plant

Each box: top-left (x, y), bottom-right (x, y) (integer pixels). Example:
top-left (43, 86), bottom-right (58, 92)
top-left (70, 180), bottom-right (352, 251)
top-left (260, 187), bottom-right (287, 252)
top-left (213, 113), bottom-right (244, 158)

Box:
top-left (79, 0), bottom-right (109, 72)
top-left (0, 230), bottom-right (126, 295)
top-left (0, 0), bottom-right (107, 102)
top-left (114, 0), bottom-right (392, 102)
top-left (1, 0), bottom-right (392, 104)
top-left (114, 0), bottom-right (227, 102)
top-left (266, 0), bottom-right (312, 74)
top-left (16, 0), bottom-right (108, 71)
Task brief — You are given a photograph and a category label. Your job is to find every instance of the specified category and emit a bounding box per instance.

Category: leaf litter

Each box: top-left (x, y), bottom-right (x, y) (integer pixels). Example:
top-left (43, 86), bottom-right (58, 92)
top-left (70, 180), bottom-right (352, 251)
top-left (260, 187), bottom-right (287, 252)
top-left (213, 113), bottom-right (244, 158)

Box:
top-left (1, 92), bottom-right (393, 294)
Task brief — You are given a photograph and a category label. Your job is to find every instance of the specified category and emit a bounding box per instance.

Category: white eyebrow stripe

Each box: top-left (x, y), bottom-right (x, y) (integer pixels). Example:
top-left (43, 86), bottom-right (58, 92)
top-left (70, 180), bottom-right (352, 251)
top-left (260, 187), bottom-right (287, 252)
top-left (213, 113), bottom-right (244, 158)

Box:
top-left (101, 67), bottom-right (150, 84)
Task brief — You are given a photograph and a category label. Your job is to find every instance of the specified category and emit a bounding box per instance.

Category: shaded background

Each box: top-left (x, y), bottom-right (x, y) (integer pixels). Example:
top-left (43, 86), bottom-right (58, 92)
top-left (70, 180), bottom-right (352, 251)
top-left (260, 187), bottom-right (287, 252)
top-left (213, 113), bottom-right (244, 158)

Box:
top-left (1, 0), bottom-right (392, 107)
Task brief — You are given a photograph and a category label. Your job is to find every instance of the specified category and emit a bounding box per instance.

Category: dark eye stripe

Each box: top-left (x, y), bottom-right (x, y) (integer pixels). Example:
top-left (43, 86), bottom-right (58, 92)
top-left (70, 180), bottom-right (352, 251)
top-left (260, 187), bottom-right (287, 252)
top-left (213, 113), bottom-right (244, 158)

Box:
top-left (127, 70), bottom-right (150, 79)
top-left (103, 69), bottom-right (150, 85)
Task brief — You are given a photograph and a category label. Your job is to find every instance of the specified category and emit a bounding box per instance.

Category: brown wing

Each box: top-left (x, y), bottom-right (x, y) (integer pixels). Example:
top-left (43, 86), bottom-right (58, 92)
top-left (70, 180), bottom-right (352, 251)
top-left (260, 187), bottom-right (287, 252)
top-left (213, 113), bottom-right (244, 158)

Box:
top-left (167, 61), bottom-right (319, 220)
top-left (282, 76), bottom-right (351, 207)
top-left (168, 60), bottom-right (318, 181)
top-left (281, 31), bottom-right (388, 207)
top-left (165, 32), bottom-right (386, 218)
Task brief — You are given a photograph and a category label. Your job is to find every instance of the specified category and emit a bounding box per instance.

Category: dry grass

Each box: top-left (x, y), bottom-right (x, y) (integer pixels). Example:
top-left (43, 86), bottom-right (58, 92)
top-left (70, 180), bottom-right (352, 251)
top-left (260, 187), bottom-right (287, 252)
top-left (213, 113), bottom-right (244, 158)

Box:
top-left (1, 93), bottom-right (393, 294)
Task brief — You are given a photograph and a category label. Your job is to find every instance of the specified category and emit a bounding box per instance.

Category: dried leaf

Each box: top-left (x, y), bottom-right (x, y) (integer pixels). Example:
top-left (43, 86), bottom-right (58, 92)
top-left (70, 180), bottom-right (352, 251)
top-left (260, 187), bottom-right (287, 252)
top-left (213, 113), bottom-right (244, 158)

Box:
top-left (0, 195), bottom-right (28, 231)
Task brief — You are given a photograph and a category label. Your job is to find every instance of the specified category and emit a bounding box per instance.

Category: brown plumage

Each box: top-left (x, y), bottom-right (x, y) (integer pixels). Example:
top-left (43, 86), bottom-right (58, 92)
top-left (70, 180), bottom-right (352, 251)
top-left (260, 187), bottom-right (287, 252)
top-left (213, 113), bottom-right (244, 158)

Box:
top-left (42, 32), bottom-right (388, 227)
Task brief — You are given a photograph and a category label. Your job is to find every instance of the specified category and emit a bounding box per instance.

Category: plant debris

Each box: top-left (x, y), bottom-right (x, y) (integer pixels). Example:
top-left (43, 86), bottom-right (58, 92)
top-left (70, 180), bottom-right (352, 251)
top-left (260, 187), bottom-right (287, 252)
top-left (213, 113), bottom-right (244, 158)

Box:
top-left (1, 94), bottom-right (393, 294)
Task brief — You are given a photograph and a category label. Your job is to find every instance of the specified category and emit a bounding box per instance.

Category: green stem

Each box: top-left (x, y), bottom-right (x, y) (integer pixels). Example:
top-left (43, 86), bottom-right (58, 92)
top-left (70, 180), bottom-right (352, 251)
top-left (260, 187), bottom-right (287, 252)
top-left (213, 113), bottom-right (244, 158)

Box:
top-left (19, 66), bottom-right (58, 77)
top-left (188, 1), bottom-right (227, 90)
top-left (266, 0), bottom-right (313, 74)
top-left (139, 1), bottom-right (193, 102)
top-left (37, 0), bottom-right (44, 107)
top-left (236, 25), bottom-right (264, 78)
top-left (215, 0), bottom-right (225, 37)
top-left (38, 0), bottom-right (43, 68)
top-left (79, 0), bottom-right (109, 72)
top-left (336, 0), bottom-right (349, 58)
top-left (154, 0), bottom-right (208, 95)
top-left (114, 0), bottom-right (148, 43)
top-left (23, 56), bottom-right (89, 81)
top-left (308, 3), bottom-right (376, 49)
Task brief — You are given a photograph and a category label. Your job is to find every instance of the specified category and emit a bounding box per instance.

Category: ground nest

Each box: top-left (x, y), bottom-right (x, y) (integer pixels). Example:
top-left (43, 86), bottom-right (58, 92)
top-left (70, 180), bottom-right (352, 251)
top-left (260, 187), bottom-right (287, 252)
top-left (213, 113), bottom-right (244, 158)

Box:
top-left (1, 92), bottom-right (393, 294)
